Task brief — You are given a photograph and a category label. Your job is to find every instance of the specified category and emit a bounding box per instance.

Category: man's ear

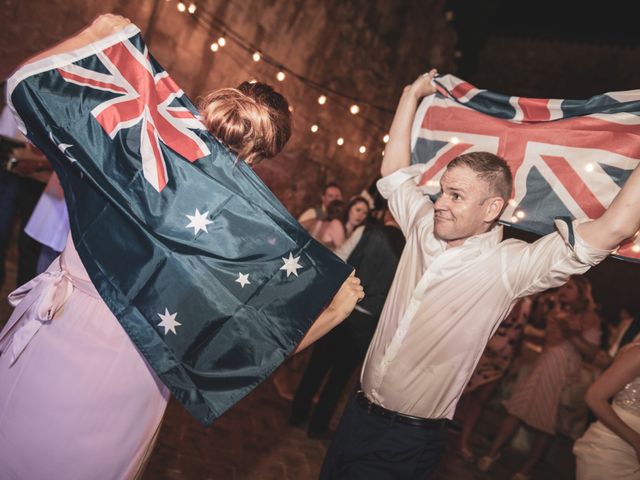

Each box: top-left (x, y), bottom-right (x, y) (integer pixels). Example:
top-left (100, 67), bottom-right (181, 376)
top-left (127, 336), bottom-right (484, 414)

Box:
top-left (483, 196), bottom-right (505, 224)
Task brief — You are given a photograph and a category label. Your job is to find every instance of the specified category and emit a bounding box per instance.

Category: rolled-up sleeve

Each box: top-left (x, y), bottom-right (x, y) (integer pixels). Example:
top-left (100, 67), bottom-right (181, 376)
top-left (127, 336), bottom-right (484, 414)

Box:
top-left (376, 164), bottom-right (433, 236)
top-left (505, 217), bottom-right (612, 299)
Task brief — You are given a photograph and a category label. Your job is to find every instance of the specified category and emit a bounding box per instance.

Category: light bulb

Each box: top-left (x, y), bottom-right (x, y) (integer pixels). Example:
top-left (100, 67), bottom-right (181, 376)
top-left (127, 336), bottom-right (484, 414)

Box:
top-left (276, 71), bottom-right (286, 81)
top-left (337, 138), bottom-right (344, 146)
top-left (383, 134), bottom-right (390, 143)
top-left (218, 36), bottom-right (226, 47)
top-left (177, 2), bottom-right (186, 12)
top-left (359, 145), bottom-right (366, 154)
top-left (187, 2), bottom-right (196, 14)
top-left (311, 125), bottom-right (319, 133)
top-left (318, 95), bottom-right (327, 105)
top-left (350, 104), bottom-right (360, 115)
top-left (252, 52), bottom-right (261, 62)
top-left (210, 42), bottom-right (219, 52)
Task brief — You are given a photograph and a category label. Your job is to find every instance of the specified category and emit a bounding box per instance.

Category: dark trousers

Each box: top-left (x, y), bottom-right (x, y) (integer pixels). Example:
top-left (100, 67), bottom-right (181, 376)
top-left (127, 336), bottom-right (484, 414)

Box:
top-left (319, 396), bottom-right (446, 480)
top-left (291, 317), bottom-right (366, 434)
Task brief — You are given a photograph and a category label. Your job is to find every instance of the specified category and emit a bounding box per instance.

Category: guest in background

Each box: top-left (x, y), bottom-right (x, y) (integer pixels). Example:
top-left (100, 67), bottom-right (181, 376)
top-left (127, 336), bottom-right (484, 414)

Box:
top-left (298, 182), bottom-right (343, 228)
top-left (290, 200), bottom-right (403, 438)
top-left (574, 340), bottom-right (640, 479)
top-left (479, 276), bottom-right (601, 480)
top-left (457, 295), bottom-right (533, 462)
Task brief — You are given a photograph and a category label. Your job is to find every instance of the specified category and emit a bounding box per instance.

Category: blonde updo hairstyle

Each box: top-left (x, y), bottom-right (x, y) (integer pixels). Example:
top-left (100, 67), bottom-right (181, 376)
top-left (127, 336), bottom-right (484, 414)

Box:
top-left (199, 81), bottom-right (292, 165)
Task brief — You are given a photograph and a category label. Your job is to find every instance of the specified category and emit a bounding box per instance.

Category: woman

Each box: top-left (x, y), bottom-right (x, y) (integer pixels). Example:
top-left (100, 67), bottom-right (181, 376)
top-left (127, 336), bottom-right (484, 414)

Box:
top-left (308, 195), bottom-right (369, 251)
top-left (478, 276), bottom-right (601, 480)
top-left (0, 14), bottom-right (363, 480)
top-left (343, 195), bottom-right (370, 238)
top-left (309, 199), bottom-right (347, 249)
top-left (457, 295), bottom-right (532, 461)
top-left (573, 341), bottom-right (640, 479)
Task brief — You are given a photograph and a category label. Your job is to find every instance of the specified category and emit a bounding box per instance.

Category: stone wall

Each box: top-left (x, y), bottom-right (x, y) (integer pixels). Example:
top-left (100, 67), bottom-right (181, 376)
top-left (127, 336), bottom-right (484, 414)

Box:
top-left (1, 0), bottom-right (457, 215)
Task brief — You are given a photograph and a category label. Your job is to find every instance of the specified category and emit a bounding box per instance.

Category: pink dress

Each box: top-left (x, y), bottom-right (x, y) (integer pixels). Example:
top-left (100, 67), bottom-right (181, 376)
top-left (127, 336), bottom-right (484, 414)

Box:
top-left (504, 310), bottom-right (599, 435)
top-left (0, 235), bottom-right (170, 479)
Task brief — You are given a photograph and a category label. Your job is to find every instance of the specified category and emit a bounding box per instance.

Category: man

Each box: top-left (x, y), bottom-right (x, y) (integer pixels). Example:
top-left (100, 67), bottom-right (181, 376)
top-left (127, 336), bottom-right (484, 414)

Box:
top-left (0, 103), bottom-right (51, 288)
top-left (298, 182), bottom-right (343, 228)
top-left (319, 69), bottom-right (640, 480)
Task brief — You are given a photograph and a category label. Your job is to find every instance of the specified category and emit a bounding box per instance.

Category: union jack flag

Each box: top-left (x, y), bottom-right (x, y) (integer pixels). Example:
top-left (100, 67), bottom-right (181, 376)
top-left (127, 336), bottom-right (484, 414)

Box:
top-left (411, 74), bottom-right (640, 261)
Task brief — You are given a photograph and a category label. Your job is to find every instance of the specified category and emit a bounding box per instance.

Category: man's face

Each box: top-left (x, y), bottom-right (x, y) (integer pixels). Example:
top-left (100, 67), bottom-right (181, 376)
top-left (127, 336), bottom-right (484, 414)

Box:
top-left (433, 165), bottom-right (500, 247)
top-left (322, 186), bottom-right (343, 208)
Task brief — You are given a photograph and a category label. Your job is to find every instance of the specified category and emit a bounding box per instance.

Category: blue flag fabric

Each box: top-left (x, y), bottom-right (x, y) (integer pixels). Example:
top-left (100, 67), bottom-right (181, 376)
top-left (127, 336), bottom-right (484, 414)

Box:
top-left (411, 74), bottom-right (640, 261)
top-left (6, 25), bottom-right (352, 426)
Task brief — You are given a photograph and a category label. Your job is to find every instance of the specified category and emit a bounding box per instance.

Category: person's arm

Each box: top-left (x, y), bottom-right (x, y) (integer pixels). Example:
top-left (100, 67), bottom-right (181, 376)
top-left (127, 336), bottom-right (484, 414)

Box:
top-left (380, 69), bottom-right (437, 178)
top-left (18, 14), bottom-right (131, 67)
top-left (328, 219), bottom-right (346, 249)
top-left (576, 164), bottom-right (640, 250)
top-left (585, 345), bottom-right (640, 460)
top-left (293, 272), bottom-right (364, 353)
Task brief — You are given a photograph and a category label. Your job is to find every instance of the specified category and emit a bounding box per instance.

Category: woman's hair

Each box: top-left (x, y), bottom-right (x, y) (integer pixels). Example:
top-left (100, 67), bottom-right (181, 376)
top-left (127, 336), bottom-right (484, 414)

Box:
top-left (342, 196), bottom-right (370, 225)
top-left (326, 199), bottom-right (345, 221)
top-left (199, 81), bottom-right (291, 165)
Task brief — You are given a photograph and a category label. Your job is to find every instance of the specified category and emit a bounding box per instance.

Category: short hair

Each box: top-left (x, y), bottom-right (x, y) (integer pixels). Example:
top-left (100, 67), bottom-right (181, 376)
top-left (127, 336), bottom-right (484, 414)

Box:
top-left (199, 81), bottom-right (291, 165)
top-left (447, 152), bottom-right (513, 200)
top-left (323, 182), bottom-right (342, 195)
top-left (326, 199), bottom-right (345, 221)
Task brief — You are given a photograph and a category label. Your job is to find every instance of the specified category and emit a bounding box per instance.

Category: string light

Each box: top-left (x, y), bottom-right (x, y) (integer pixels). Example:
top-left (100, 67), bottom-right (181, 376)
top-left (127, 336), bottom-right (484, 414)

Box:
top-left (450, 136), bottom-right (459, 144)
top-left (516, 210), bottom-right (526, 219)
top-left (172, 4), bottom-right (390, 157)
top-left (511, 216), bottom-right (519, 223)
top-left (508, 199), bottom-right (518, 207)
top-left (585, 163), bottom-right (595, 172)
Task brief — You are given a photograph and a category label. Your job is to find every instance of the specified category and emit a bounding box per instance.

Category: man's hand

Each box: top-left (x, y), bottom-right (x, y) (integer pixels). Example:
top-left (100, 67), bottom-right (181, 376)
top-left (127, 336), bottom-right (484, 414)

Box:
top-left (406, 69), bottom-right (438, 101)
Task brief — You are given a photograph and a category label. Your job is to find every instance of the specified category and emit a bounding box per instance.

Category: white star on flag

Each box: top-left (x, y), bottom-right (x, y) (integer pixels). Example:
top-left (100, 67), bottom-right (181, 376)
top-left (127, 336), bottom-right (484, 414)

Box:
top-left (235, 272), bottom-right (251, 288)
top-left (49, 132), bottom-right (77, 163)
top-left (185, 208), bottom-right (213, 235)
top-left (157, 308), bottom-right (181, 335)
top-left (280, 252), bottom-right (302, 277)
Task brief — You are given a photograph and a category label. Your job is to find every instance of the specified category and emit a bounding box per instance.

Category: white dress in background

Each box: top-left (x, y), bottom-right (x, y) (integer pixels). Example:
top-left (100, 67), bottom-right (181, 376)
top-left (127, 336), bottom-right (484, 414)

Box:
top-left (574, 357), bottom-right (640, 479)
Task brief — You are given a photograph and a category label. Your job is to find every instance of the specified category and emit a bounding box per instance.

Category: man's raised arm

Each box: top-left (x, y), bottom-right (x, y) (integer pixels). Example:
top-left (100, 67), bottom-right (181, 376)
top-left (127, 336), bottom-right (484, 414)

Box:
top-left (380, 69), bottom-right (437, 178)
top-left (577, 164), bottom-right (640, 250)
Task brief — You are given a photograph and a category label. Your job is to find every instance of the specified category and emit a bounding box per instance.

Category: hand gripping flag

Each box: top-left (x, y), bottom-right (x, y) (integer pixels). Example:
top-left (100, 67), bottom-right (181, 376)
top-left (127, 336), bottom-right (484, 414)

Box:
top-left (6, 24), bottom-right (352, 425)
top-left (411, 74), bottom-right (640, 261)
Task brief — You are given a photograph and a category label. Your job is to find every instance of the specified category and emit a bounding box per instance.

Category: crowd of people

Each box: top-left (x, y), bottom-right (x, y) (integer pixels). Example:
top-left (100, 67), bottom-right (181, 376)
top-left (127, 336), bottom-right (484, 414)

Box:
top-left (1, 13), bottom-right (640, 480)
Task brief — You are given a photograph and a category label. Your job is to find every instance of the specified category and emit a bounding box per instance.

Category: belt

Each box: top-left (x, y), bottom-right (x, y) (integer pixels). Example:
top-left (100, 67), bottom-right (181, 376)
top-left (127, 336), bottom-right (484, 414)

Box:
top-left (355, 390), bottom-right (448, 430)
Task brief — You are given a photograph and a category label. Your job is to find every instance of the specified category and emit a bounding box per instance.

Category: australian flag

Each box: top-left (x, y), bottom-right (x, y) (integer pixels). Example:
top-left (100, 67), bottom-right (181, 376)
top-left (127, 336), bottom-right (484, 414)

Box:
top-left (412, 74), bottom-right (640, 261)
top-left (6, 24), bottom-right (352, 425)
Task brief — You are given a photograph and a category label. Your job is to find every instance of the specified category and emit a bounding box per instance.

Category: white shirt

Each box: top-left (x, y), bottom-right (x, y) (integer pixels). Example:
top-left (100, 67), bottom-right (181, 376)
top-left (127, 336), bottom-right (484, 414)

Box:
top-left (360, 164), bottom-right (611, 420)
